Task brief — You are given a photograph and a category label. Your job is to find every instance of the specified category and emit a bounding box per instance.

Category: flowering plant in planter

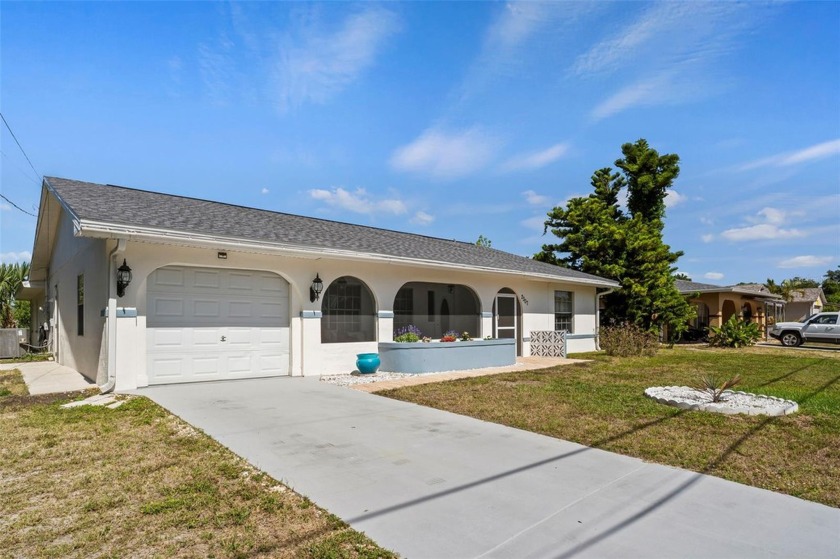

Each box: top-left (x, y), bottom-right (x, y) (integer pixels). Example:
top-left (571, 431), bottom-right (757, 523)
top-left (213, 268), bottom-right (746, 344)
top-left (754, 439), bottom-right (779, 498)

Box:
top-left (460, 331), bottom-right (471, 341)
top-left (394, 325), bottom-right (423, 343)
top-left (441, 329), bottom-right (458, 342)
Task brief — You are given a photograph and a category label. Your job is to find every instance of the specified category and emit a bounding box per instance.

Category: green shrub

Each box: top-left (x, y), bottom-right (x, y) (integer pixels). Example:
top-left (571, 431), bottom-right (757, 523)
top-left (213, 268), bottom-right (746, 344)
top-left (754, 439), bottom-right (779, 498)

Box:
top-left (393, 325), bottom-right (422, 343)
top-left (599, 323), bottom-right (659, 357)
top-left (707, 315), bottom-right (761, 348)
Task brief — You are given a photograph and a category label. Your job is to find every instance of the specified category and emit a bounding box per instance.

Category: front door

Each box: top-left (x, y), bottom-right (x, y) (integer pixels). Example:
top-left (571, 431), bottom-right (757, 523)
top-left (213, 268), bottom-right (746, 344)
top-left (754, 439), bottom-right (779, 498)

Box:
top-left (495, 293), bottom-right (518, 345)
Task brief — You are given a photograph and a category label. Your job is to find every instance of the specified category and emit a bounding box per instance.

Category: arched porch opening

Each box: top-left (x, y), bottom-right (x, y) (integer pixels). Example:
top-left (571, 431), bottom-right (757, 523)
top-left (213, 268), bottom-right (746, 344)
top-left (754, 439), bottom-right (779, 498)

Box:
top-left (393, 282), bottom-right (480, 340)
top-left (722, 299), bottom-right (737, 323)
top-left (321, 276), bottom-right (376, 343)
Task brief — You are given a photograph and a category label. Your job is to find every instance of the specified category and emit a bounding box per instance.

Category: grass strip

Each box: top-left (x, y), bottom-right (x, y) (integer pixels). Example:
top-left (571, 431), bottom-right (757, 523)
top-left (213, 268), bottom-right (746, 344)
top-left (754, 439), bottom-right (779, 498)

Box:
top-left (0, 376), bottom-right (396, 559)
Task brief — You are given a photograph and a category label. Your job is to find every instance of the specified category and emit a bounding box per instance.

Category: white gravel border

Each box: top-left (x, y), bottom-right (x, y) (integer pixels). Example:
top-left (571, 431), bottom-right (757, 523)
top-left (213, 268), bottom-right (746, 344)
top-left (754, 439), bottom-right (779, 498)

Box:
top-left (321, 369), bottom-right (487, 387)
top-left (644, 386), bottom-right (798, 416)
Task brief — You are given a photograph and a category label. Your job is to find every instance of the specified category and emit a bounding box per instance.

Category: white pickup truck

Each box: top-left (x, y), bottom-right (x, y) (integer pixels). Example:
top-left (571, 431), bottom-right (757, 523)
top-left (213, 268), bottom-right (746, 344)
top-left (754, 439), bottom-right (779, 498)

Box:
top-left (769, 312), bottom-right (840, 347)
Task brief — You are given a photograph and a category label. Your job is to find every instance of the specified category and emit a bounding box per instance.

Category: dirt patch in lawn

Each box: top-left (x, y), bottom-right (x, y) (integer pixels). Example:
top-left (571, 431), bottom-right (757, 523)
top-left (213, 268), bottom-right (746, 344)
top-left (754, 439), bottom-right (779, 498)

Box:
top-left (0, 376), bottom-right (396, 558)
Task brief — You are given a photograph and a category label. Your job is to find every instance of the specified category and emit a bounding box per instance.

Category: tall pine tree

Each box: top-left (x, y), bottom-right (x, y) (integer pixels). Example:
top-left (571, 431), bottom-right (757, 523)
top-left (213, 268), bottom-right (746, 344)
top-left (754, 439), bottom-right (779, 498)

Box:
top-left (535, 139), bottom-right (694, 336)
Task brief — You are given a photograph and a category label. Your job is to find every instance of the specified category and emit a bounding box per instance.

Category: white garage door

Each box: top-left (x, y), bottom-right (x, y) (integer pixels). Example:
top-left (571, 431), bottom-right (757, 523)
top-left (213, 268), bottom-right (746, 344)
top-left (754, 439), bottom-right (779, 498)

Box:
top-left (146, 266), bottom-right (290, 385)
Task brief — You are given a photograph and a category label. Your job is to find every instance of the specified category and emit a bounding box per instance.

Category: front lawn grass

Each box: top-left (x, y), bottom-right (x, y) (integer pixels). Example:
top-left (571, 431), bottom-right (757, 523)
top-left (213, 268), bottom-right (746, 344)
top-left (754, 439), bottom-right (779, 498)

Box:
top-left (0, 370), bottom-right (395, 559)
top-left (379, 346), bottom-right (840, 508)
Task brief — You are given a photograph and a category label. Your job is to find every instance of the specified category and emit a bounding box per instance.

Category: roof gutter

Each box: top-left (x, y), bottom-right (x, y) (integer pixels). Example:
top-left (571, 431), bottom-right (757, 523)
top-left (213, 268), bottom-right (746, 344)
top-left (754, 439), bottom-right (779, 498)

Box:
top-left (100, 238), bottom-right (126, 393)
top-left (75, 220), bottom-right (620, 289)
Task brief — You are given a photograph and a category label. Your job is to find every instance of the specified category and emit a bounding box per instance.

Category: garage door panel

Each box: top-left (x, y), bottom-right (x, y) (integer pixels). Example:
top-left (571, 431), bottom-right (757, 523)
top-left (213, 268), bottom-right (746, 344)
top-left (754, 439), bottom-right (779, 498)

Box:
top-left (193, 270), bottom-right (221, 289)
top-left (153, 268), bottom-right (185, 288)
top-left (194, 300), bottom-right (221, 318)
top-left (193, 357), bottom-right (222, 376)
top-left (153, 297), bottom-right (184, 318)
top-left (228, 301), bottom-right (255, 318)
top-left (260, 303), bottom-right (287, 319)
top-left (149, 357), bottom-right (187, 380)
top-left (150, 328), bottom-right (184, 349)
top-left (147, 266), bottom-right (290, 385)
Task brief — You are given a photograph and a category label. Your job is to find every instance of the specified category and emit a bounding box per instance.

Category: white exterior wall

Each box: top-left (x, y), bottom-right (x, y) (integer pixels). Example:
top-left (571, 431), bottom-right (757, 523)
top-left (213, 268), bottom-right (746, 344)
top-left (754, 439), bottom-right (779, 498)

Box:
top-left (46, 212), bottom-right (108, 381)
top-left (46, 232), bottom-right (603, 390)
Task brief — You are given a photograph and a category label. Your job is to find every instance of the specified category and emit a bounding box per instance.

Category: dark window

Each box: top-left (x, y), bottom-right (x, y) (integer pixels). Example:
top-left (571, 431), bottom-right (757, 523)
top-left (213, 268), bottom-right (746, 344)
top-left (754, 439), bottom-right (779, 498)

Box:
top-left (554, 290), bottom-right (573, 332)
top-left (77, 274), bottom-right (84, 336)
top-left (394, 287), bottom-right (413, 330)
top-left (427, 291), bottom-right (435, 320)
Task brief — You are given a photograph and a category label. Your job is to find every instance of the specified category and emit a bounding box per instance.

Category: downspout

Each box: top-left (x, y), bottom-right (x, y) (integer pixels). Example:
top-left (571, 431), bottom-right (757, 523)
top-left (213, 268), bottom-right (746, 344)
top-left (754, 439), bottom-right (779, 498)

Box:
top-left (100, 239), bottom-right (126, 393)
top-left (595, 288), bottom-right (615, 351)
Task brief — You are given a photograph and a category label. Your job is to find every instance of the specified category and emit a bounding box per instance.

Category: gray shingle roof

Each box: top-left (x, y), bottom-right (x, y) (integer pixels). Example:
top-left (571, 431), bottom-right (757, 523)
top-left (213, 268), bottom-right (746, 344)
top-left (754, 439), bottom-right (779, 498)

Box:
top-left (45, 177), bottom-right (617, 286)
top-left (675, 279), bottom-right (784, 300)
top-left (789, 288), bottom-right (825, 303)
top-left (675, 279), bottom-right (722, 292)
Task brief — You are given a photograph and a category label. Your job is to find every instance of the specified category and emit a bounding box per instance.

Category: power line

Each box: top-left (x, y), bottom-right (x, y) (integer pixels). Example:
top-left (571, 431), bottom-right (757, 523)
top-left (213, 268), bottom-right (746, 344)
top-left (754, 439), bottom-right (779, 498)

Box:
top-left (0, 149), bottom-right (41, 186)
top-left (0, 112), bottom-right (41, 181)
top-left (0, 193), bottom-right (37, 217)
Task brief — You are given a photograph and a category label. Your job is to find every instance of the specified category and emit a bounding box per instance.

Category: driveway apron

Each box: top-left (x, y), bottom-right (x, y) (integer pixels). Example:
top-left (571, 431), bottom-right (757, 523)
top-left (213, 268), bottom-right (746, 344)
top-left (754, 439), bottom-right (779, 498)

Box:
top-left (137, 377), bottom-right (839, 559)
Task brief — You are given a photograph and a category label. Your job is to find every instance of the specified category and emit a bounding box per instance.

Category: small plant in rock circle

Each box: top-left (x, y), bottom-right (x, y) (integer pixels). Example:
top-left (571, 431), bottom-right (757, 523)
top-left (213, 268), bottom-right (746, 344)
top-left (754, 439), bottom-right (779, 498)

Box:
top-left (394, 325), bottom-right (423, 343)
top-left (696, 374), bottom-right (742, 402)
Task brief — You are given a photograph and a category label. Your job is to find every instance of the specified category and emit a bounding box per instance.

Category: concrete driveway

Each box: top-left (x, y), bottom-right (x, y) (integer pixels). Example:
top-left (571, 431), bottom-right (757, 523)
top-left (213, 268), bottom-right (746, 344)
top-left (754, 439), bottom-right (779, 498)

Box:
top-left (137, 377), bottom-right (839, 559)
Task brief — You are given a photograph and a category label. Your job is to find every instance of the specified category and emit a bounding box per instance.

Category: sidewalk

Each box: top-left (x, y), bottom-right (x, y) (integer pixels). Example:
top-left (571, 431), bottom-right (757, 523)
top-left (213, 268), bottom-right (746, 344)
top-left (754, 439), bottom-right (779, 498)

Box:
top-left (0, 360), bottom-right (95, 394)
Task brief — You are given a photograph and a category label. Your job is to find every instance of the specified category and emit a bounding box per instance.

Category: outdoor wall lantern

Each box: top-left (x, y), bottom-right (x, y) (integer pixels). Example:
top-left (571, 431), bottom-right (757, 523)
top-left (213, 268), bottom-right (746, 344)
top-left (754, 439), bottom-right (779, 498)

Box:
top-left (116, 259), bottom-right (133, 297)
top-left (310, 273), bottom-right (324, 303)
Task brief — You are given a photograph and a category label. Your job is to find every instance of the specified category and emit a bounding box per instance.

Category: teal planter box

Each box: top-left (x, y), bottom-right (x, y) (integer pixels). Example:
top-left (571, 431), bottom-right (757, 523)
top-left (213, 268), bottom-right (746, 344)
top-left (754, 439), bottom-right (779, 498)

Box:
top-left (378, 339), bottom-right (515, 374)
top-left (356, 353), bottom-right (381, 374)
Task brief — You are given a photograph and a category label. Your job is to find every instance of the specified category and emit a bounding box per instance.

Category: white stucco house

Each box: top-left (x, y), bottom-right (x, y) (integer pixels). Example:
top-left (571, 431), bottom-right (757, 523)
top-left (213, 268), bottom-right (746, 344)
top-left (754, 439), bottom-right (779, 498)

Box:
top-left (19, 177), bottom-right (618, 391)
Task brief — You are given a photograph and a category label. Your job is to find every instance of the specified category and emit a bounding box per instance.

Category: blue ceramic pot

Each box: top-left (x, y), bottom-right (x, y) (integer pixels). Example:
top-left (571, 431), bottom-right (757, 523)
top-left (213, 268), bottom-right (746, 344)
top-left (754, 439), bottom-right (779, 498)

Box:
top-left (356, 353), bottom-right (381, 374)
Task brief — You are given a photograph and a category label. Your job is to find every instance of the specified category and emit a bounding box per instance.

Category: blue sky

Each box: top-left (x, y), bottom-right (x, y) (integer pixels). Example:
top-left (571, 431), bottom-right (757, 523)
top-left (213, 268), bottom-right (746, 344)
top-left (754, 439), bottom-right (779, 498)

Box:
top-left (2, 1), bottom-right (838, 284)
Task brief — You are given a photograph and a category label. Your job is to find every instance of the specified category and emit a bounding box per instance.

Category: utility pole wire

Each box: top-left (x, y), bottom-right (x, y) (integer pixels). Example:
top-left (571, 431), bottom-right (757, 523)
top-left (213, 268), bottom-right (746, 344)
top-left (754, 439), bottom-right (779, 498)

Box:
top-left (0, 112), bottom-right (42, 180)
top-left (0, 193), bottom-right (37, 217)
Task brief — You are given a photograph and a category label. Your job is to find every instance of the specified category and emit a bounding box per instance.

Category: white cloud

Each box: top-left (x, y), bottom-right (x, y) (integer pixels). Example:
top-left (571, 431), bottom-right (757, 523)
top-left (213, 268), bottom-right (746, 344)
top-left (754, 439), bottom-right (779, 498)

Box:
top-left (753, 207), bottom-right (786, 225)
top-left (0, 251), bottom-right (32, 263)
top-left (0, 202), bottom-right (12, 211)
top-left (699, 216), bottom-right (714, 226)
top-left (487, 2), bottom-right (554, 48)
top-left (584, 2), bottom-right (761, 120)
top-left (261, 187), bottom-right (270, 195)
top-left (704, 272), bottom-right (724, 280)
top-left (720, 206), bottom-right (806, 242)
top-left (737, 139), bottom-right (840, 171)
top-left (522, 190), bottom-right (549, 206)
top-left (665, 189), bottom-right (687, 208)
top-left (778, 255), bottom-right (833, 269)
top-left (521, 215), bottom-right (547, 232)
top-left (721, 224), bottom-right (805, 242)
top-left (503, 143), bottom-right (569, 172)
top-left (410, 211), bottom-right (434, 226)
top-left (701, 234), bottom-right (714, 243)
top-left (308, 187), bottom-right (406, 216)
top-left (274, 7), bottom-right (400, 111)
top-left (390, 127), bottom-right (501, 180)
top-left (591, 72), bottom-right (704, 120)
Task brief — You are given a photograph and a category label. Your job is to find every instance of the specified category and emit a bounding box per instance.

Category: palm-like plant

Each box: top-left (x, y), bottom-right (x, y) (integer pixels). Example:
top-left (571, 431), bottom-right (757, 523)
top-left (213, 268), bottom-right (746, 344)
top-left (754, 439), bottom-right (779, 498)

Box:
top-left (696, 374), bottom-right (741, 403)
top-left (0, 262), bottom-right (30, 327)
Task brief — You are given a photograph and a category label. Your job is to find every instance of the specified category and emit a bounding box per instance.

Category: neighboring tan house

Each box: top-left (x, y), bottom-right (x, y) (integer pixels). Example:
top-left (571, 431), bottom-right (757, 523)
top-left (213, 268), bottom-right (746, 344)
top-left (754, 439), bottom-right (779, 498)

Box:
top-left (785, 288), bottom-right (827, 322)
top-left (18, 177), bottom-right (618, 391)
top-left (675, 279), bottom-right (785, 337)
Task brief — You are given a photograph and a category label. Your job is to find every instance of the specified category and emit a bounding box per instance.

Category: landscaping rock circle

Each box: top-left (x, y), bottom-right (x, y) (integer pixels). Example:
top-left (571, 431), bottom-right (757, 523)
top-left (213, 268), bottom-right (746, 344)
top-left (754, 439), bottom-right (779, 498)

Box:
top-left (644, 386), bottom-right (798, 416)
